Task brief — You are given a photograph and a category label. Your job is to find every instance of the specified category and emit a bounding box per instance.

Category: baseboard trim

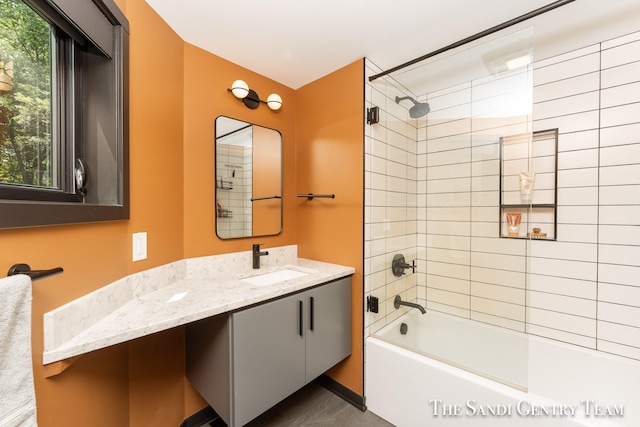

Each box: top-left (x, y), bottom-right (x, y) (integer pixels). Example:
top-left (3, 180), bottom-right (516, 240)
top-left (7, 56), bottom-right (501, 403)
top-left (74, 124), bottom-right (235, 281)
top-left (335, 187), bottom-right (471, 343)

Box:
top-left (180, 405), bottom-right (218, 427)
top-left (316, 374), bottom-right (366, 411)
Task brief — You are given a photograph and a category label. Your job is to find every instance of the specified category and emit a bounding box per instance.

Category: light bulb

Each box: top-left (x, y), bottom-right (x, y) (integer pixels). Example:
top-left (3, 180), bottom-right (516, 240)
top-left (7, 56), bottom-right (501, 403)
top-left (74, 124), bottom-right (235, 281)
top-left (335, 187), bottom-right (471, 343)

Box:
top-left (266, 93), bottom-right (282, 111)
top-left (506, 54), bottom-right (532, 71)
top-left (230, 80), bottom-right (249, 99)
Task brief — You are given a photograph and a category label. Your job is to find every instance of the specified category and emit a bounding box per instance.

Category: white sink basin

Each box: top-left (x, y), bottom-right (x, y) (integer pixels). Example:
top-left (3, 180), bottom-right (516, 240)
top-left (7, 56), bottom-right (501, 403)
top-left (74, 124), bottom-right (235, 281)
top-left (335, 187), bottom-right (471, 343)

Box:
top-left (241, 268), bottom-right (310, 287)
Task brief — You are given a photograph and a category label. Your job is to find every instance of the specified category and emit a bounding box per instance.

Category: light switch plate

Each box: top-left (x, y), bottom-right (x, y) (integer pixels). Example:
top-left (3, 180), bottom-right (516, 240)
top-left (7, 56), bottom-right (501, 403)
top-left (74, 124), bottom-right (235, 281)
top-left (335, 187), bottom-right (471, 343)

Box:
top-left (132, 232), bottom-right (147, 261)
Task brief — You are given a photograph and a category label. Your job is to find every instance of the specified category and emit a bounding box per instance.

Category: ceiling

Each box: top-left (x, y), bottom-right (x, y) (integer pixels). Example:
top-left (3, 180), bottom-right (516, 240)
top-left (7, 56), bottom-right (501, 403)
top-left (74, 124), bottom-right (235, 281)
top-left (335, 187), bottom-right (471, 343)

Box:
top-left (144, 1), bottom-right (640, 92)
top-left (144, 0), bottom-right (558, 90)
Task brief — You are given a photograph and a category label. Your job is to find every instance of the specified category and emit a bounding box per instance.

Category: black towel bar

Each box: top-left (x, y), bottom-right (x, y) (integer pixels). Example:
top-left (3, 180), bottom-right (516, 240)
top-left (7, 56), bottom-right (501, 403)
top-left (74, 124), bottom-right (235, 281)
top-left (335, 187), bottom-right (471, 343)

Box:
top-left (7, 263), bottom-right (64, 280)
top-left (250, 195), bottom-right (282, 201)
top-left (297, 193), bottom-right (335, 200)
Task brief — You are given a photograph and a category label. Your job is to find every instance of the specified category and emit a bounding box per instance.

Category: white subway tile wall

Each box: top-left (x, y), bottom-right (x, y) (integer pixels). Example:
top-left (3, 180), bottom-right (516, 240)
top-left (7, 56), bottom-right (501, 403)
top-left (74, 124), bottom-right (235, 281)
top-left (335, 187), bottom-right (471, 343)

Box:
top-left (365, 28), bottom-right (640, 362)
top-left (364, 60), bottom-right (420, 336)
top-left (215, 144), bottom-right (252, 238)
top-left (595, 31), bottom-right (640, 359)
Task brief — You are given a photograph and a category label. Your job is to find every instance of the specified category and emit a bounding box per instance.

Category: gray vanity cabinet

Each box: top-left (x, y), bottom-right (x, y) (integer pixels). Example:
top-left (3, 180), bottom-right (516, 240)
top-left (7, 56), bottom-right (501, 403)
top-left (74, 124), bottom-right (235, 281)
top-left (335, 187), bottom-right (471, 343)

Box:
top-left (304, 277), bottom-right (352, 382)
top-left (186, 276), bottom-right (352, 427)
top-left (231, 292), bottom-right (306, 426)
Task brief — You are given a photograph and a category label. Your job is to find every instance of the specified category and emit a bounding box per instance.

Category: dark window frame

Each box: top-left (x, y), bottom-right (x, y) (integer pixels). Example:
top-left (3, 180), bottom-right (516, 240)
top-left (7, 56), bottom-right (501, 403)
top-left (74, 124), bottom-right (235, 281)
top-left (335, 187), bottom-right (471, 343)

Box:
top-left (0, 0), bottom-right (129, 228)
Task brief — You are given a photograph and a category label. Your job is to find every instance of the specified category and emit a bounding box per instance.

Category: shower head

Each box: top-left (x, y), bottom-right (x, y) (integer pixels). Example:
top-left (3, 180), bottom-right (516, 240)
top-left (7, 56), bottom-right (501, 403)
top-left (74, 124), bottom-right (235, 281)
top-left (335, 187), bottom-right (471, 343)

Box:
top-left (395, 95), bottom-right (430, 118)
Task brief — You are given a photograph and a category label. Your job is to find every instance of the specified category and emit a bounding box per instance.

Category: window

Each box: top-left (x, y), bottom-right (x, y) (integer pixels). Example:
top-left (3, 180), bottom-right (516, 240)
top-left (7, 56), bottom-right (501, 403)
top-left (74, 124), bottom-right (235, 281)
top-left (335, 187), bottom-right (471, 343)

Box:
top-left (0, 1), bottom-right (54, 190)
top-left (0, 0), bottom-right (129, 228)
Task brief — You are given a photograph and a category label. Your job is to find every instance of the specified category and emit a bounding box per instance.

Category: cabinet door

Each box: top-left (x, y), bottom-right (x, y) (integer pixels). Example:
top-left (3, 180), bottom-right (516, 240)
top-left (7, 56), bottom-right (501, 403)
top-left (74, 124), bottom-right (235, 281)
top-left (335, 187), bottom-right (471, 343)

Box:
top-left (305, 276), bottom-right (352, 382)
top-left (231, 294), bottom-right (305, 426)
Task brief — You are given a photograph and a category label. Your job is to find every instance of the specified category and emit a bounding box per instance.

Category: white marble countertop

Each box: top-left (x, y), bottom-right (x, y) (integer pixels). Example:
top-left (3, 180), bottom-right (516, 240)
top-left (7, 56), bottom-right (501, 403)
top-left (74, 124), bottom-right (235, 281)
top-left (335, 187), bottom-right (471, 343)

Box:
top-left (43, 245), bottom-right (354, 365)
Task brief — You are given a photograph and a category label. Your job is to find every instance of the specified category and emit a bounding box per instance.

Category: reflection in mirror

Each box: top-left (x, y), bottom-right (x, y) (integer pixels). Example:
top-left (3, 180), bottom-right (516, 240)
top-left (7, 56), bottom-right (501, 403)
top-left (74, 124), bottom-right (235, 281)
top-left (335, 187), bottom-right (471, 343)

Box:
top-left (215, 116), bottom-right (282, 239)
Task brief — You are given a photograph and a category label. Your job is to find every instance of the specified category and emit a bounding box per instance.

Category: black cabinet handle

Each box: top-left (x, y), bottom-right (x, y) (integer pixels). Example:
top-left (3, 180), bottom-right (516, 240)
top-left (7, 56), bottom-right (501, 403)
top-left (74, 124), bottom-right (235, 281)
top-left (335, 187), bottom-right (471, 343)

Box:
top-left (309, 296), bottom-right (314, 331)
top-left (298, 300), bottom-right (303, 336)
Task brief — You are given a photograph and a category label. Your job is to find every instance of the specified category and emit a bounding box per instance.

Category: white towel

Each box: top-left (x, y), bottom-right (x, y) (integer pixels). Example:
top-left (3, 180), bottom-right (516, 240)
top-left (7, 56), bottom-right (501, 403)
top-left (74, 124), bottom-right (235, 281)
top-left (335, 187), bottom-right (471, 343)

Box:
top-left (0, 275), bottom-right (37, 427)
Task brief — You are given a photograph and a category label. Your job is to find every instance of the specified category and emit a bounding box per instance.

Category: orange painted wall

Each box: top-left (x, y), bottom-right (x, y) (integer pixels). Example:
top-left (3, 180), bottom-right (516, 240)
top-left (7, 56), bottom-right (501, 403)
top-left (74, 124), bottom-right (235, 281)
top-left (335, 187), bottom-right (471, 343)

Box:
top-left (0, 0), bottom-right (188, 425)
top-left (182, 44), bottom-right (297, 258)
top-left (124, 0), bottom-right (188, 424)
top-left (252, 125), bottom-right (283, 235)
top-left (181, 39), bottom-right (299, 419)
top-left (295, 60), bottom-right (365, 395)
top-left (0, 0), bottom-right (365, 425)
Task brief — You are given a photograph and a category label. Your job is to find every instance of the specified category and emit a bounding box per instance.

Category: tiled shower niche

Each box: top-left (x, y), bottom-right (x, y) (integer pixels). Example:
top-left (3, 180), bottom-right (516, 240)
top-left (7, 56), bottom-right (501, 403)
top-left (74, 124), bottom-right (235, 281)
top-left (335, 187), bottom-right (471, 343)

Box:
top-left (500, 129), bottom-right (558, 240)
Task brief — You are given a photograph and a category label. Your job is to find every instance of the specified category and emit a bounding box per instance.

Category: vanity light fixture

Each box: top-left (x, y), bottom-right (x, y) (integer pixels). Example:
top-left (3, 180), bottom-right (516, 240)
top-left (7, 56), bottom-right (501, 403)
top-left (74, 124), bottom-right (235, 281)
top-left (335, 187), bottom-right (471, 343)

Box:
top-left (228, 79), bottom-right (282, 111)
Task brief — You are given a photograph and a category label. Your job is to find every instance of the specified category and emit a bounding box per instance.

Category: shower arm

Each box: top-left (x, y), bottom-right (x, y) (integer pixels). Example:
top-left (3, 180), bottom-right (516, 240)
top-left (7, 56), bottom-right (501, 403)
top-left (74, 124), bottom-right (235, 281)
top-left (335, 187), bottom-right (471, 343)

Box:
top-left (395, 95), bottom-right (418, 105)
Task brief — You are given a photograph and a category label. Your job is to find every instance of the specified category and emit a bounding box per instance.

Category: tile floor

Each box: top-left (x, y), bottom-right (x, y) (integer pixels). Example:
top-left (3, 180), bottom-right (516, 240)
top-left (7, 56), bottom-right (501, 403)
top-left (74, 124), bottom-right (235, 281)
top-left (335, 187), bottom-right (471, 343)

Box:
top-left (204, 381), bottom-right (393, 426)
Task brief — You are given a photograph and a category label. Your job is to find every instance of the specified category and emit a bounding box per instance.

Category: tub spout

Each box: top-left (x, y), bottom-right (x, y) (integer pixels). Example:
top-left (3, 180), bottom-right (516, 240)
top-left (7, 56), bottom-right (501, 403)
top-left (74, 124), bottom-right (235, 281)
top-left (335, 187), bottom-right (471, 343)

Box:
top-left (394, 295), bottom-right (426, 314)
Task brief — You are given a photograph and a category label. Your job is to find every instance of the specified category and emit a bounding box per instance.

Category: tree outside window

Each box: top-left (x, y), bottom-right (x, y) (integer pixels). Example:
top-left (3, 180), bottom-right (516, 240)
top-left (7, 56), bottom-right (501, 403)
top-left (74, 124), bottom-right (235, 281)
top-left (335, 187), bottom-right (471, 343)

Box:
top-left (0, 0), bottom-right (54, 189)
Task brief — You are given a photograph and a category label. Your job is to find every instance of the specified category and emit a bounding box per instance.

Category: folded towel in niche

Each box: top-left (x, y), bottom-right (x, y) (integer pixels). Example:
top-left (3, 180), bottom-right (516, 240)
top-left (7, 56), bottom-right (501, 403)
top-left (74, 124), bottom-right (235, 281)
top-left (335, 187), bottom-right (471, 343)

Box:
top-left (0, 274), bottom-right (37, 427)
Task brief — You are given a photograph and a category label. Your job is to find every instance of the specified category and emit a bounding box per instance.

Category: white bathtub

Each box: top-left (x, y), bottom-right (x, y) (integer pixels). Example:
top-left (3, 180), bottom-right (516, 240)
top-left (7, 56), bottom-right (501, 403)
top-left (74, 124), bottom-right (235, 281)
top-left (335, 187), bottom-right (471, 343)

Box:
top-left (366, 310), bottom-right (639, 426)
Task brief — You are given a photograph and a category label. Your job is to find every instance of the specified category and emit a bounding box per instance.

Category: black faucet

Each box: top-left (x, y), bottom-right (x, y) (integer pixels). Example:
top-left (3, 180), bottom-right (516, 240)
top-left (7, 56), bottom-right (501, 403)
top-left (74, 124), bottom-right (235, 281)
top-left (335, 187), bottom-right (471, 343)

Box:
top-left (394, 295), bottom-right (426, 314)
top-left (252, 244), bottom-right (269, 269)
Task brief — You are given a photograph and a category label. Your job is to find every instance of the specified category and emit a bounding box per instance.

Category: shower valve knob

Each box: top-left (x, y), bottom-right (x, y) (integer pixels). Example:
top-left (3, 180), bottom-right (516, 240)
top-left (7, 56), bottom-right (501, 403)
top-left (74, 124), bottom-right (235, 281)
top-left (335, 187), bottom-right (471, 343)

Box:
top-left (392, 254), bottom-right (416, 277)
